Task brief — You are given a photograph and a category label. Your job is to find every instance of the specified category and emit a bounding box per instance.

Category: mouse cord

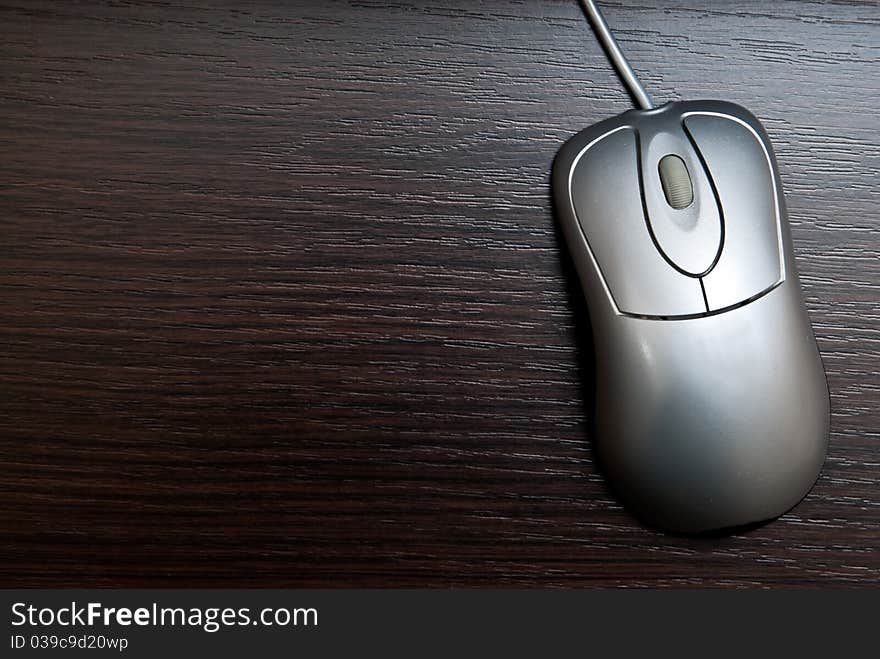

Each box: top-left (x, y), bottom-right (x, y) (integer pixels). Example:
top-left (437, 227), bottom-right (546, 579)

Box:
top-left (578, 0), bottom-right (654, 110)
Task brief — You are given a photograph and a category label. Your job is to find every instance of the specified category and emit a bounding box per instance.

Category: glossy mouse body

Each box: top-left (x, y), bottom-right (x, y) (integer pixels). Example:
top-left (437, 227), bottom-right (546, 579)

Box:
top-left (553, 100), bottom-right (829, 533)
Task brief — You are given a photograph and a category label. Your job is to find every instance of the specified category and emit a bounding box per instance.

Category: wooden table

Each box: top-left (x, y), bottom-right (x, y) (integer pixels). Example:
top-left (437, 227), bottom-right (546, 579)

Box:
top-left (1, 1), bottom-right (877, 587)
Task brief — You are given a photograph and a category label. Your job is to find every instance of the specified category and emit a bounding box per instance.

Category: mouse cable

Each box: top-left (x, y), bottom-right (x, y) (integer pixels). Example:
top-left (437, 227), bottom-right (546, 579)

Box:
top-left (578, 0), bottom-right (654, 110)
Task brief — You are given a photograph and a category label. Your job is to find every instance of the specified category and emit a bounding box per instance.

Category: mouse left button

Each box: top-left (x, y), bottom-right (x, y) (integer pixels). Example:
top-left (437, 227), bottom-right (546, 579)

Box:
top-left (568, 127), bottom-right (705, 317)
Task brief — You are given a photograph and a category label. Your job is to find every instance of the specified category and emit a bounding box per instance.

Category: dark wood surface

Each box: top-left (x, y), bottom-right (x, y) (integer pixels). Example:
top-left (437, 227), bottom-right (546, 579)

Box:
top-left (1, 0), bottom-right (877, 588)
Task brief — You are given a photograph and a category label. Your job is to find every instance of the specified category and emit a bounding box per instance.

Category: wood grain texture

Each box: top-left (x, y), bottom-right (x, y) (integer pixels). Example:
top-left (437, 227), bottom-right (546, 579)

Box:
top-left (0, 0), bottom-right (877, 588)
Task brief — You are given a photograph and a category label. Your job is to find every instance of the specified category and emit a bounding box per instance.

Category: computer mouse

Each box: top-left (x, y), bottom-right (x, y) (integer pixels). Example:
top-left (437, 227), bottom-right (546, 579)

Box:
top-left (552, 99), bottom-right (830, 533)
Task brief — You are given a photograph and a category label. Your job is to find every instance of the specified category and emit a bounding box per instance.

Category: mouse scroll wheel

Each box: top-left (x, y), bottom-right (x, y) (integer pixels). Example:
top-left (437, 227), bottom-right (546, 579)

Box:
top-left (658, 154), bottom-right (694, 209)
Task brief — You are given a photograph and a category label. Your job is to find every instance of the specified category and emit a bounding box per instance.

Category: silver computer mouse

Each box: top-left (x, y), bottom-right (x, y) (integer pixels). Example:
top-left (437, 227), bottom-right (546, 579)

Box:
top-left (552, 99), bottom-right (830, 533)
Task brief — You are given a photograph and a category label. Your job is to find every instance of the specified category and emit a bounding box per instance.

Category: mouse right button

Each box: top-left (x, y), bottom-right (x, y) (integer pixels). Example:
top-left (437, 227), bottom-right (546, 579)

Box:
top-left (684, 113), bottom-right (784, 310)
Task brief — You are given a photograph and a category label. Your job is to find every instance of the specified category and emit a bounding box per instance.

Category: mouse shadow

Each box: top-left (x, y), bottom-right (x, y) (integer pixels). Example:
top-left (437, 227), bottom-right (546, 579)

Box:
top-left (548, 193), bottom-right (770, 541)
